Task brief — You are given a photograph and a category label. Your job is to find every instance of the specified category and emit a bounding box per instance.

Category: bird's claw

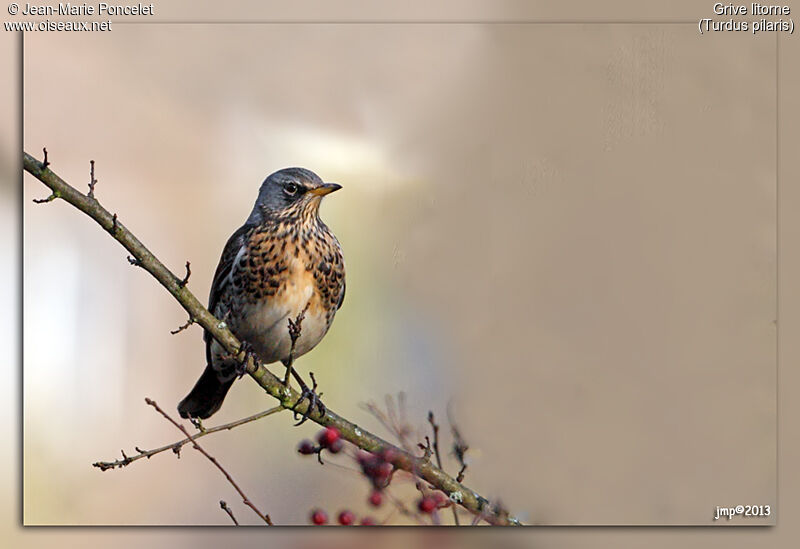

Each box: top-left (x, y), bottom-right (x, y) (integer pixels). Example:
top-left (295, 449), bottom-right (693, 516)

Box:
top-left (291, 372), bottom-right (325, 426)
top-left (236, 341), bottom-right (256, 378)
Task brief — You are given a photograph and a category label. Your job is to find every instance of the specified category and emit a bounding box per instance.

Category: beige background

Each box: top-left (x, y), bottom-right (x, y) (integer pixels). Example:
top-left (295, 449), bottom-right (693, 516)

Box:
top-left (2, 0), bottom-right (799, 546)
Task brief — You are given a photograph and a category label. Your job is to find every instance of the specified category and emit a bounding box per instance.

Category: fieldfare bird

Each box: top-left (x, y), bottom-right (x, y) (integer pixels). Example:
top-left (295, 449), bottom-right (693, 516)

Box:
top-left (178, 168), bottom-right (345, 422)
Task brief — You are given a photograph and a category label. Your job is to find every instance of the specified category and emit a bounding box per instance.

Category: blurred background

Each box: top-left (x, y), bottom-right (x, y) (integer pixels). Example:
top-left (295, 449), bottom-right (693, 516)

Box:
top-left (19, 21), bottom-right (775, 526)
top-left (3, 1), bottom-right (794, 545)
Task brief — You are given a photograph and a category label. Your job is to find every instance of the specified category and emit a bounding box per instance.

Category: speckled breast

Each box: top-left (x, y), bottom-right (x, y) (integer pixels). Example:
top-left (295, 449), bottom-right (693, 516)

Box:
top-left (224, 220), bottom-right (344, 365)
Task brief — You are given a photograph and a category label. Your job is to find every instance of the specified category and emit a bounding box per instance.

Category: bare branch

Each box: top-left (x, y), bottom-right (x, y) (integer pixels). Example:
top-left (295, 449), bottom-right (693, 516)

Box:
top-left (93, 405), bottom-right (283, 471)
top-left (23, 150), bottom-right (520, 526)
top-left (144, 397), bottom-right (273, 525)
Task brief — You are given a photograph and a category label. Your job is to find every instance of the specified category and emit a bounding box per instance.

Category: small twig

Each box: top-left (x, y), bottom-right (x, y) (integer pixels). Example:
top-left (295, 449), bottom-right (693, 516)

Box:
top-left (93, 406), bottom-right (283, 471)
top-left (283, 301), bottom-right (310, 386)
top-left (41, 147), bottom-right (49, 169)
top-left (448, 407), bottom-right (470, 483)
top-left (220, 500), bottom-right (239, 526)
top-left (177, 261), bottom-right (191, 287)
top-left (111, 213), bottom-right (118, 234)
top-left (87, 160), bottom-right (97, 198)
top-left (428, 411), bottom-right (460, 525)
top-left (144, 398), bottom-right (273, 525)
top-left (170, 317), bottom-right (195, 335)
top-left (32, 193), bottom-right (57, 204)
top-left (417, 436), bottom-right (433, 461)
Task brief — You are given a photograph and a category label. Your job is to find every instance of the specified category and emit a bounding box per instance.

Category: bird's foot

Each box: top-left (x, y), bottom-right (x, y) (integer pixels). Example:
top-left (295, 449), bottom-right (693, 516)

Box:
top-left (291, 371), bottom-right (326, 426)
top-left (236, 341), bottom-right (256, 379)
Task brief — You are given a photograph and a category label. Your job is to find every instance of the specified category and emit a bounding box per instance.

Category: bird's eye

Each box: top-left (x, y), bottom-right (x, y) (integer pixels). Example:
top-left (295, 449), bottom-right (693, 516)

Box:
top-left (284, 183), bottom-right (299, 196)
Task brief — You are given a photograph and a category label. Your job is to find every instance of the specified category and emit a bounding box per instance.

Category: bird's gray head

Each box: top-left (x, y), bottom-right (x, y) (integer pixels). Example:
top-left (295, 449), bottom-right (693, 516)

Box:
top-left (246, 167), bottom-right (341, 224)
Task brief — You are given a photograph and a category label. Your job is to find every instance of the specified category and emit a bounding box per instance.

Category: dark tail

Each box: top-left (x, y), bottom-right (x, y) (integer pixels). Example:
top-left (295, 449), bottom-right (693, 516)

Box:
top-left (178, 365), bottom-right (235, 419)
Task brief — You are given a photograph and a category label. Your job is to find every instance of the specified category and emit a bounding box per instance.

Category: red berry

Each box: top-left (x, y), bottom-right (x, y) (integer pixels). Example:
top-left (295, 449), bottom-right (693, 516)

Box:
top-left (379, 447), bottom-right (398, 463)
top-left (373, 461), bottom-right (393, 481)
top-left (317, 427), bottom-right (341, 448)
top-left (360, 516), bottom-right (377, 526)
top-left (417, 497), bottom-right (436, 514)
top-left (337, 510), bottom-right (356, 526)
top-left (432, 491), bottom-right (448, 507)
top-left (297, 439), bottom-right (316, 455)
top-left (368, 490), bottom-right (383, 507)
top-left (328, 438), bottom-right (344, 454)
top-left (356, 450), bottom-right (373, 465)
top-left (310, 509), bottom-right (328, 525)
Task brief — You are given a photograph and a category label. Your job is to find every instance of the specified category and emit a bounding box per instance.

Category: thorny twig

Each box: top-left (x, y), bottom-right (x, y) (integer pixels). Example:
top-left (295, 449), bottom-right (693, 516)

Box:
top-left (144, 397), bottom-right (273, 525)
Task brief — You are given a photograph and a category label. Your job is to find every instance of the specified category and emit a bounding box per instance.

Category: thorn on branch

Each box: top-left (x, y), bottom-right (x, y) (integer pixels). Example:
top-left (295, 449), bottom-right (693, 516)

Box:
top-left (88, 160), bottom-right (97, 198)
top-left (127, 255), bottom-right (143, 268)
top-left (177, 261), bottom-right (191, 287)
top-left (41, 147), bottom-right (49, 169)
top-left (220, 500), bottom-right (239, 526)
top-left (170, 317), bottom-right (195, 335)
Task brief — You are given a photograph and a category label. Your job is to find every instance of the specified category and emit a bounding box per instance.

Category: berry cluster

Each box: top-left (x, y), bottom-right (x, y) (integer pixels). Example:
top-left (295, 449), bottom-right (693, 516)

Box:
top-left (356, 447), bottom-right (396, 490)
top-left (309, 508), bottom-right (377, 526)
top-left (297, 426), bottom-right (343, 462)
top-left (298, 427), bottom-right (450, 525)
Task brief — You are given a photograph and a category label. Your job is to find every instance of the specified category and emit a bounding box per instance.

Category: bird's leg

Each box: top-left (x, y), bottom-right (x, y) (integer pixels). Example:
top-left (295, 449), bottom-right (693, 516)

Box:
top-left (235, 340), bottom-right (256, 379)
top-left (290, 371), bottom-right (325, 426)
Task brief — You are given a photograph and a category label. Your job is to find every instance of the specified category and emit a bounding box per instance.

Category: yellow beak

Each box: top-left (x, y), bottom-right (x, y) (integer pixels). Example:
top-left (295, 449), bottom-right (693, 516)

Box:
top-left (308, 183), bottom-right (342, 197)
